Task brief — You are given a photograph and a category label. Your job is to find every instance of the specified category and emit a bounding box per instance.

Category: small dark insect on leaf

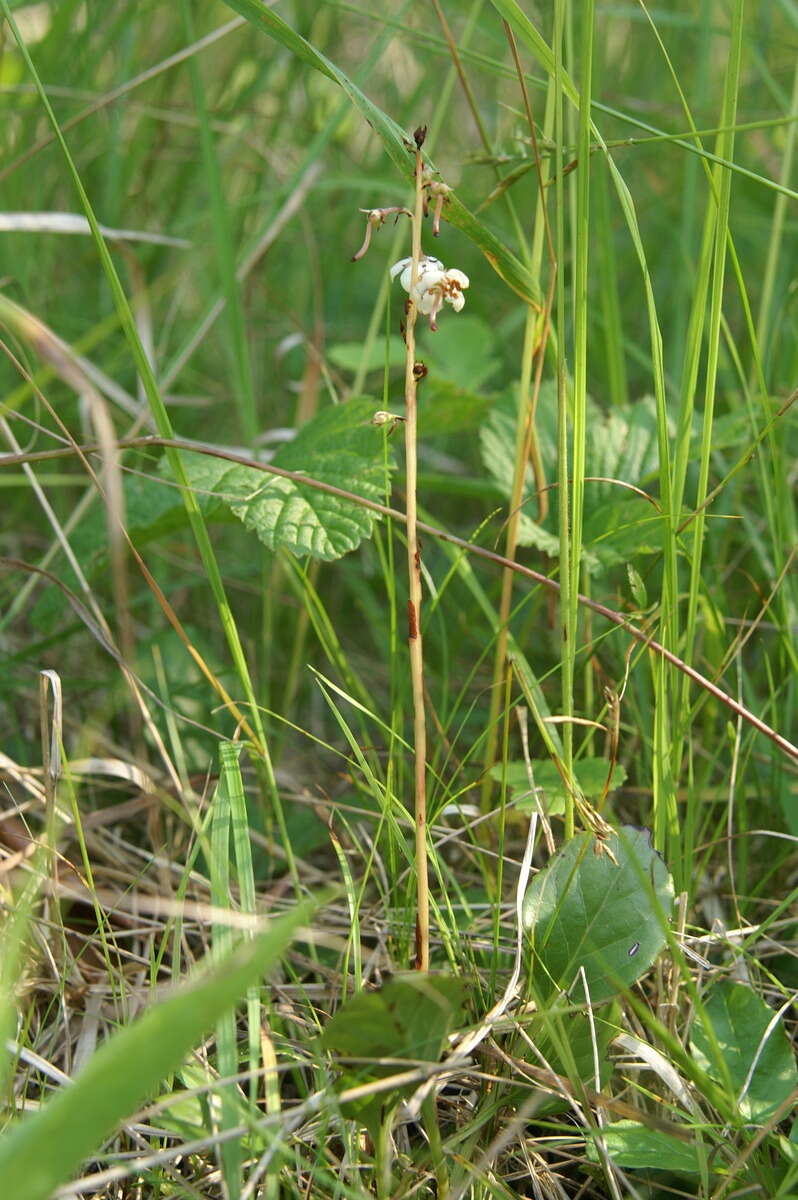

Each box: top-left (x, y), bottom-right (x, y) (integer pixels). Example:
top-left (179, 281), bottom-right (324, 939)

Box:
top-left (628, 941), bottom-right (640, 957)
top-left (414, 124), bottom-right (427, 149)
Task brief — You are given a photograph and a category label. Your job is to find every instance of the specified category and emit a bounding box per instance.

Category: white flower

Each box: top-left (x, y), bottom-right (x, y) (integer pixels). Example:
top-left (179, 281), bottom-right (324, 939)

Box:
top-left (390, 255), bottom-right (443, 293)
top-left (390, 256), bottom-right (469, 330)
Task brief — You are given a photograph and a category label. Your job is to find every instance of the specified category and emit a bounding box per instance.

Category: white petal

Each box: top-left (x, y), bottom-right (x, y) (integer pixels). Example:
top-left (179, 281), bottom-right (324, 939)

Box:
top-left (413, 279), bottom-right (447, 310)
top-left (392, 255), bottom-right (443, 286)
top-left (416, 267), bottom-right (445, 290)
top-left (448, 291), bottom-right (466, 312)
top-left (418, 290), bottom-right (437, 314)
top-left (399, 264), bottom-right (414, 292)
top-left (446, 268), bottom-right (469, 289)
top-left (411, 262), bottom-right (441, 290)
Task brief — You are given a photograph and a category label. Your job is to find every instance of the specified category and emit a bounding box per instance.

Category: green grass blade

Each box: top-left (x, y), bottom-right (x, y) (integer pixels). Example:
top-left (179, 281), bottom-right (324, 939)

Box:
top-left (180, 0), bottom-right (257, 445)
top-left (0, 0), bottom-right (299, 886)
top-left (221, 0), bottom-right (538, 304)
top-left (210, 756), bottom-right (242, 1198)
top-left (0, 899), bottom-right (319, 1200)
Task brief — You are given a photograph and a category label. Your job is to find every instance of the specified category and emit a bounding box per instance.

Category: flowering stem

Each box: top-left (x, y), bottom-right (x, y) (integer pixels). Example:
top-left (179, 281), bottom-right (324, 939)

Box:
top-left (404, 136), bottom-right (429, 972)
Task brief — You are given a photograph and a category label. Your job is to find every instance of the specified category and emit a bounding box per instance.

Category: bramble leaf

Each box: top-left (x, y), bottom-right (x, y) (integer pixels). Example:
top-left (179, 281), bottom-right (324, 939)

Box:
top-left (171, 398), bottom-right (392, 561)
top-left (480, 387), bottom-right (664, 572)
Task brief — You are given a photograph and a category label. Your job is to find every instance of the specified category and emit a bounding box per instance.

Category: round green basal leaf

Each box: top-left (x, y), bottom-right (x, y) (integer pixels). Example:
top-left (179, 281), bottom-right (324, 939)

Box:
top-left (690, 980), bottom-right (798, 1122)
top-left (523, 825), bottom-right (674, 1003)
top-left (489, 756), bottom-right (627, 816)
top-left (586, 1121), bottom-right (704, 1175)
top-left (321, 974), bottom-right (466, 1140)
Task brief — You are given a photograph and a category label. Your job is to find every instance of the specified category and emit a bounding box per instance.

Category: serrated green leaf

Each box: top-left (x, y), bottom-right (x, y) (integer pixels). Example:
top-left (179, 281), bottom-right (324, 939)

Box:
top-left (489, 757), bottom-right (627, 815)
top-left (585, 499), bottom-right (666, 566)
top-left (523, 826), bottom-right (674, 1003)
top-left (690, 981), bottom-right (798, 1122)
top-left (221, 0), bottom-right (538, 306)
top-left (480, 389), bottom-right (662, 573)
top-left (171, 399), bottom-right (392, 561)
top-left (586, 1121), bottom-right (703, 1174)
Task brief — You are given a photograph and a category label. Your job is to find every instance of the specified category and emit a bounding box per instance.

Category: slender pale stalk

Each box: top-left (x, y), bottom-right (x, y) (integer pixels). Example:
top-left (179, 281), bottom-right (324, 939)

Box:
top-left (479, 305), bottom-right (537, 814)
top-left (480, 30), bottom-right (555, 813)
top-left (553, 0), bottom-right (574, 839)
top-left (404, 140), bottom-right (429, 971)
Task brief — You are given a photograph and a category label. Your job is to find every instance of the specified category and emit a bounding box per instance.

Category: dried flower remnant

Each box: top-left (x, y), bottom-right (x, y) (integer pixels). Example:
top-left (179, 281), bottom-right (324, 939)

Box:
top-left (390, 255), bottom-right (469, 331)
top-left (351, 206), bottom-right (412, 262)
top-left (426, 179), bottom-right (452, 236)
top-left (371, 409), bottom-right (406, 436)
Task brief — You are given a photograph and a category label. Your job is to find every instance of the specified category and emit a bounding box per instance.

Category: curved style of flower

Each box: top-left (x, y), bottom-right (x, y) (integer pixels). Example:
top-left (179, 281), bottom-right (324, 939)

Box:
top-left (391, 255), bottom-right (469, 331)
top-left (425, 179), bottom-right (451, 236)
top-left (351, 206), bottom-right (412, 262)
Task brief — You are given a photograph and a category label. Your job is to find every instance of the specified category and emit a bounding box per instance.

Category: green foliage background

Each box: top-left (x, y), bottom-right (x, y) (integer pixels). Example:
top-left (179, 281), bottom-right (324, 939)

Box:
top-left (0, 1), bottom-right (797, 1196)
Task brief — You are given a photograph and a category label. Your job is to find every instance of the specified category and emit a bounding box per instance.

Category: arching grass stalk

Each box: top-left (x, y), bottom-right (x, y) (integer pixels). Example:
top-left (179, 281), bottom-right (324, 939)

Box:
top-left (403, 129), bottom-right (430, 971)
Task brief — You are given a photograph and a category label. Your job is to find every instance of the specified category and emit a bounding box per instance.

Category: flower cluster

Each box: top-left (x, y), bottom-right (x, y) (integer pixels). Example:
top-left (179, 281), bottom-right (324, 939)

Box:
top-left (390, 255), bottom-right (469, 331)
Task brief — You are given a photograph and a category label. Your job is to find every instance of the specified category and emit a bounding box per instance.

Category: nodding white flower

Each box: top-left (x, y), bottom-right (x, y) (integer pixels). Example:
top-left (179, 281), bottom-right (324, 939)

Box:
top-left (390, 256), bottom-right (469, 330)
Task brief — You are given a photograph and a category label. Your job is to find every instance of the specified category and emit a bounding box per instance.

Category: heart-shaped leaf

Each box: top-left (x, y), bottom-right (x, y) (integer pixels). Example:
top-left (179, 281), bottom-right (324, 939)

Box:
top-left (490, 757), bottom-right (627, 815)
